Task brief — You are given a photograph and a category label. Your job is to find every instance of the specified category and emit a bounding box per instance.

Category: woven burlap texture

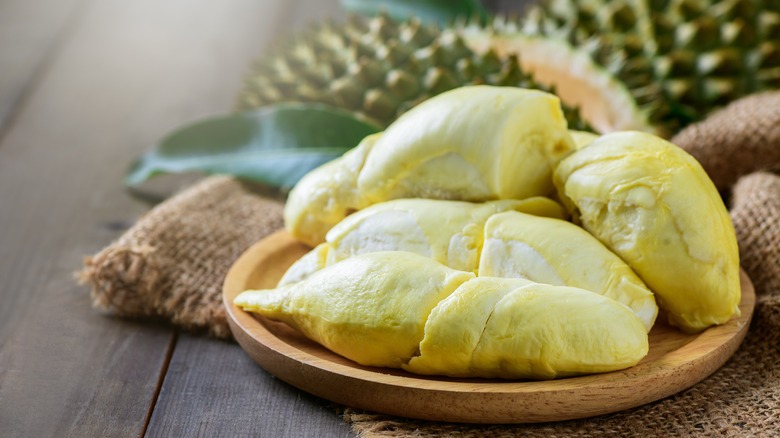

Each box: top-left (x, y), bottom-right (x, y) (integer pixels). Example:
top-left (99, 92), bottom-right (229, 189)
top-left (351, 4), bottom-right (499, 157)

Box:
top-left (731, 172), bottom-right (780, 299)
top-left (79, 176), bottom-right (283, 338)
top-left (79, 91), bottom-right (780, 436)
top-left (672, 90), bottom-right (780, 190)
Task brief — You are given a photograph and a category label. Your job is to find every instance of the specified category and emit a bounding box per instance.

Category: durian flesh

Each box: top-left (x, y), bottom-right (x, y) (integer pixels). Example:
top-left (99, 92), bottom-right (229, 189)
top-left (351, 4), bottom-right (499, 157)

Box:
top-left (283, 133), bottom-right (380, 247)
top-left (279, 197), bottom-right (656, 333)
top-left (358, 85), bottom-right (574, 203)
top-left (553, 131), bottom-right (741, 332)
top-left (479, 211), bottom-right (658, 332)
top-left (284, 85), bottom-right (576, 246)
top-left (236, 251), bottom-right (474, 367)
top-left (235, 252), bottom-right (649, 379)
top-left (278, 197), bottom-right (565, 285)
top-left (404, 276), bottom-right (649, 379)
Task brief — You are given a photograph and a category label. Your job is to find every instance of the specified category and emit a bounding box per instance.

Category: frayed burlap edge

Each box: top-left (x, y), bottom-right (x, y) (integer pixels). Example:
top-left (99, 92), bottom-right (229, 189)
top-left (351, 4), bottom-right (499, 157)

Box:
top-left (78, 175), bottom-right (284, 339)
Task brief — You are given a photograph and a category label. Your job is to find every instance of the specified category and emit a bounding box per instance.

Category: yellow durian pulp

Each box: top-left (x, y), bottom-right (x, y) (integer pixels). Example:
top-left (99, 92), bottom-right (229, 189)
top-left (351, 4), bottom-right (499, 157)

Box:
top-left (283, 85), bottom-right (576, 246)
top-left (278, 197), bottom-right (565, 286)
top-left (356, 85), bottom-right (574, 203)
top-left (404, 277), bottom-right (648, 379)
top-left (236, 253), bottom-right (649, 379)
top-left (283, 133), bottom-right (381, 247)
top-left (553, 131), bottom-right (741, 332)
top-left (479, 211), bottom-right (657, 332)
top-left (569, 130), bottom-right (599, 149)
top-left (235, 251), bottom-right (474, 367)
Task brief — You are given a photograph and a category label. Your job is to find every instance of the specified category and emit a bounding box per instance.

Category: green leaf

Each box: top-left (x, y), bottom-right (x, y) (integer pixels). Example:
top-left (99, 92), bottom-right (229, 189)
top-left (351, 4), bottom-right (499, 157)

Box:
top-left (340, 0), bottom-right (489, 25)
top-left (125, 104), bottom-right (381, 190)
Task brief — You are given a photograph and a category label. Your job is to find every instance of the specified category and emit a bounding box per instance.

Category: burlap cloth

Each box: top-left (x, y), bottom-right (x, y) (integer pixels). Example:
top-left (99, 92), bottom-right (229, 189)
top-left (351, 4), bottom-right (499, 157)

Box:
top-left (79, 91), bottom-right (780, 436)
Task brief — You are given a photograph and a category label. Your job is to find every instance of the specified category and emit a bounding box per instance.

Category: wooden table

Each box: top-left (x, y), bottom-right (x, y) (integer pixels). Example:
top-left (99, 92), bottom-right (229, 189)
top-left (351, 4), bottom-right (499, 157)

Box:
top-left (0, 1), bottom-right (358, 436)
top-left (1, 1), bottom-right (541, 435)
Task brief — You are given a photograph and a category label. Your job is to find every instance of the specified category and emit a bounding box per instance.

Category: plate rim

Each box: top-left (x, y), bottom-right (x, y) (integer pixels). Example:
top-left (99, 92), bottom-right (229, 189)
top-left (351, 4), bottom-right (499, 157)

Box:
top-left (223, 230), bottom-right (756, 423)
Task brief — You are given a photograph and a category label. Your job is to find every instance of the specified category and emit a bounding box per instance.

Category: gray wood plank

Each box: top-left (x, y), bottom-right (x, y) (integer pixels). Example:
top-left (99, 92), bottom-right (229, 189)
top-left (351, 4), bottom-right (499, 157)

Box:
top-left (0, 0), bottom-right (293, 348)
top-left (146, 335), bottom-right (355, 438)
top-left (0, 318), bottom-right (173, 437)
top-left (144, 1), bottom-right (356, 435)
top-left (0, 0), bottom-right (88, 134)
top-left (0, 0), bottom-right (305, 436)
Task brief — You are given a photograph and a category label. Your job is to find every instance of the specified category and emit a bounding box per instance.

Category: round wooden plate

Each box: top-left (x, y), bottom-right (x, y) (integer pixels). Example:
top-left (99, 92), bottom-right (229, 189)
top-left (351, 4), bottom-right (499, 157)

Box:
top-left (223, 230), bottom-right (756, 424)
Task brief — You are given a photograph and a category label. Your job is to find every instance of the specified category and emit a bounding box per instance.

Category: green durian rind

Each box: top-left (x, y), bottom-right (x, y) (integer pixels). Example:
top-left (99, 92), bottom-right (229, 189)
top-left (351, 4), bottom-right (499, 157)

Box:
top-left (237, 13), bottom-right (592, 131)
top-left (501, 0), bottom-right (780, 132)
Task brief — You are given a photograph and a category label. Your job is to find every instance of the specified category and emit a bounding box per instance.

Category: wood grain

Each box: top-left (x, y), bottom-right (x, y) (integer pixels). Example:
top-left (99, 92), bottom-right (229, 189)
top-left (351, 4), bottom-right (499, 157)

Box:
top-left (142, 0), bottom-right (355, 436)
top-left (146, 334), bottom-right (353, 438)
top-left (0, 0), bottom-right (353, 436)
top-left (224, 230), bottom-right (756, 424)
top-left (0, 0), bottom-right (88, 133)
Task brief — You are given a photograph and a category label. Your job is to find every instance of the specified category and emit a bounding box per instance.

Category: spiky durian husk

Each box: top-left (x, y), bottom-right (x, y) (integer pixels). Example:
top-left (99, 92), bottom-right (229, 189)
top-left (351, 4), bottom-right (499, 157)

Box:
top-left (459, 14), bottom-right (663, 135)
top-left (518, 0), bottom-right (668, 129)
top-left (516, 0), bottom-right (780, 132)
top-left (237, 14), bottom-right (591, 131)
top-left (650, 0), bottom-right (780, 126)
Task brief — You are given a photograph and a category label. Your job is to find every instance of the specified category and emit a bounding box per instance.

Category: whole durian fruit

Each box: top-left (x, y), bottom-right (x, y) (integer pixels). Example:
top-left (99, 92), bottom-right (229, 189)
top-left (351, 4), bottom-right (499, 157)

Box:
top-left (461, 0), bottom-right (780, 135)
top-left (237, 13), bottom-right (591, 131)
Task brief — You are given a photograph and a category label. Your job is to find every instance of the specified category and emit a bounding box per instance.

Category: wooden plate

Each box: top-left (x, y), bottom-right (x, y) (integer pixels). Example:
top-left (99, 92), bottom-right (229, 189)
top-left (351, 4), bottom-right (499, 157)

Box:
top-left (223, 230), bottom-right (755, 424)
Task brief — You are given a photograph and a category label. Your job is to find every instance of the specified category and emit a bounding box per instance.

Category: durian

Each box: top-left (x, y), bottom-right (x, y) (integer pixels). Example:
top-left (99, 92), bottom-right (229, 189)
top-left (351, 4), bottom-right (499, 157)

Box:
top-left (282, 133), bottom-right (381, 247)
top-left (648, 0), bottom-right (780, 126)
top-left (279, 197), bottom-right (565, 285)
top-left (570, 129), bottom-right (600, 149)
top-left (404, 276), bottom-right (649, 379)
top-left (461, 21), bottom-right (661, 134)
top-left (553, 131), bottom-right (741, 333)
top-left (284, 85), bottom-right (576, 246)
top-left (235, 252), bottom-right (649, 379)
top-left (479, 211), bottom-right (658, 331)
top-left (237, 13), bottom-right (591, 130)
top-left (460, 0), bottom-right (780, 134)
top-left (280, 198), bottom-right (657, 332)
top-left (236, 251), bottom-right (474, 368)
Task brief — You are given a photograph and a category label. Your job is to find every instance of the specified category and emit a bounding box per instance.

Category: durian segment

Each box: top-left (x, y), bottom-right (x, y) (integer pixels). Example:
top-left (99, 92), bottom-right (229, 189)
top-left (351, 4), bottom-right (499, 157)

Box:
top-left (403, 276), bottom-right (649, 379)
top-left (569, 130), bottom-right (600, 149)
top-left (278, 197), bottom-right (565, 286)
top-left (357, 86), bottom-right (576, 204)
top-left (283, 133), bottom-right (381, 247)
top-left (323, 198), bottom-right (565, 272)
top-left (285, 85), bottom-right (575, 246)
top-left (235, 251), bottom-right (474, 368)
top-left (277, 242), bottom-right (330, 286)
top-left (479, 211), bottom-right (658, 331)
top-left (553, 131), bottom-right (741, 332)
